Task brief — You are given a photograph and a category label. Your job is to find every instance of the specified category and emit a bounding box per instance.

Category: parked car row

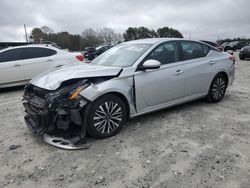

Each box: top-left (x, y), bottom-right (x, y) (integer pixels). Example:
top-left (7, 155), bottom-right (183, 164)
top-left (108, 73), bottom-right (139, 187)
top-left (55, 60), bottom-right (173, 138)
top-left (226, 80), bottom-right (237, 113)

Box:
top-left (239, 45), bottom-right (250, 60)
top-left (83, 45), bottom-right (112, 60)
top-left (224, 41), bottom-right (249, 52)
top-left (200, 40), bottom-right (224, 51)
top-left (0, 44), bottom-right (84, 88)
top-left (201, 40), bottom-right (250, 59)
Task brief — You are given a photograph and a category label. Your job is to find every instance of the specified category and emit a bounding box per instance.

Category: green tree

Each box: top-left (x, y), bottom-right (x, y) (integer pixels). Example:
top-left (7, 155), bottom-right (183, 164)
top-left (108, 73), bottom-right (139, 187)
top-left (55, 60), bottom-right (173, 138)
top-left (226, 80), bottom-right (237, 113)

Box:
top-left (157, 27), bottom-right (183, 38)
top-left (30, 28), bottom-right (43, 43)
top-left (69, 34), bottom-right (81, 51)
top-left (56, 32), bottom-right (71, 49)
top-left (123, 27), bottom-right (157, 41)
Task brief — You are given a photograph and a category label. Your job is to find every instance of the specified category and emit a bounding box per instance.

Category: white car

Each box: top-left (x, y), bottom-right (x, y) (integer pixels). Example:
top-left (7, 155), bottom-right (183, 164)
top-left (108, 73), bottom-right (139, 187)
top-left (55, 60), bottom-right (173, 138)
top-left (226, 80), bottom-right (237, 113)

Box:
top-left (0, 44), bottom-right (84, 88)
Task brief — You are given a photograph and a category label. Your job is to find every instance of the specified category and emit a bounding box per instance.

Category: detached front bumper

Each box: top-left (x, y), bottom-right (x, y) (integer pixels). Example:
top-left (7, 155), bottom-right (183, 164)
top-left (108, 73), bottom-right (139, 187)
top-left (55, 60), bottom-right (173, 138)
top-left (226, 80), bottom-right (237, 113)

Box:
top-left (23, 90), bottom-right (89, 149)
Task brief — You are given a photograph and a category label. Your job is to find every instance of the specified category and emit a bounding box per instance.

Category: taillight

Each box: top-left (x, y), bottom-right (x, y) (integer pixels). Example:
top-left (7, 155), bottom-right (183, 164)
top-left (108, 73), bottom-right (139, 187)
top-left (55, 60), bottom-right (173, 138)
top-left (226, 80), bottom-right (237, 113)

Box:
top-left (229, 56), bottom-right (236, 64)
top-left (76, 55), bottom-right (84, 61)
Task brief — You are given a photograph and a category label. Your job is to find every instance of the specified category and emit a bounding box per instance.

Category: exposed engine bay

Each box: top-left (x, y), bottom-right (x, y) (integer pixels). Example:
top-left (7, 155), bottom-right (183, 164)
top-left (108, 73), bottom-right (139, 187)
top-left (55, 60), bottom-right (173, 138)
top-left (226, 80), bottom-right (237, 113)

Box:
top-left (23, 78), bottom-right (109, 149)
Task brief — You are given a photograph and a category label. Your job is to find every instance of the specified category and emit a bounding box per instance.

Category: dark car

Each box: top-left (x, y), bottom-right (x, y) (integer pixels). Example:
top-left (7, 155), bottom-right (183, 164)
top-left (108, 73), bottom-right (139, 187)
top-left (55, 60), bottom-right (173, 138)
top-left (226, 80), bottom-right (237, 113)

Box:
top-left (84, 45), bottom-right (111, 60)
top-left (200, 40), bottom-right (223, 51)
top-left (83, 47), bottom-right (96, 60)
top-left (239, 46), bottom-right (250, 60)
top-left (224, 41), bottom-right (249, 51)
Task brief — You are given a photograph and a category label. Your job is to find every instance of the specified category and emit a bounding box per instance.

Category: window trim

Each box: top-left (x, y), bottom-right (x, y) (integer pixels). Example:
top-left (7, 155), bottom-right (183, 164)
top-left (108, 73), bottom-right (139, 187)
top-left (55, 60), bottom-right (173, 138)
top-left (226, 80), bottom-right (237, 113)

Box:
top-left (178, 40), bottom-right (212, 61)
top-left (0, 48), bottom-right (24, 63)
top-left (137, 41), bottom-right (180, 70)
top-left (22, 47), bottom-right (57, 60)
top-left (0, 47), bottom-right (57, 63)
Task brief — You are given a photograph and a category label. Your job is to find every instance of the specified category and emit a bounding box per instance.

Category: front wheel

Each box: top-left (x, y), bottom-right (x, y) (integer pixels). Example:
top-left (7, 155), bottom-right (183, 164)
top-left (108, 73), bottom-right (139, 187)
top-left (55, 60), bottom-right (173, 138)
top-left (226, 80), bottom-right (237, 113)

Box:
top-left (85, 94), bottom-right (127, 138)
top-left (206, 73), bottom-right (227, 103)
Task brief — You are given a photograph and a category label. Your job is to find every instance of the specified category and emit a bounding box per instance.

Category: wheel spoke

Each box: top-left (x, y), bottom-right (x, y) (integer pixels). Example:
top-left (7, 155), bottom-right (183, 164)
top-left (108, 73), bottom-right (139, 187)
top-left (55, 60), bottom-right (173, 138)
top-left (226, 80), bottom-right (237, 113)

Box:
top-left (212, 76), bottom-right (226, 101)
top-left (110, 119), bottom-right (119, 128)
top-left (93, 101), bottom-right (123, 134)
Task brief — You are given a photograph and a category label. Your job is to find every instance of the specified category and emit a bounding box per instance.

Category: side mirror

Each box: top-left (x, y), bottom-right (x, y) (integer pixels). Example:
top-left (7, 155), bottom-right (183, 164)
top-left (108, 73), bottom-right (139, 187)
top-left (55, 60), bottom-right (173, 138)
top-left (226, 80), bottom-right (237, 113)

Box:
top-left (141, 59), bottom-right (161, 70)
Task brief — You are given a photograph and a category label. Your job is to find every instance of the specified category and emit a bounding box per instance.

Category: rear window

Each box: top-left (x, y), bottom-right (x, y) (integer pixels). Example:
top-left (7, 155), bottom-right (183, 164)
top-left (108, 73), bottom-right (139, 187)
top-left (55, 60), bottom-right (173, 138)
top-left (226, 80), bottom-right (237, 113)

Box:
top-left (22, 47), bottom-right (56, 59)
top-left (202, 44), bottom-right (211, 56)
top-left (180, 41), bottom-right (205, 60)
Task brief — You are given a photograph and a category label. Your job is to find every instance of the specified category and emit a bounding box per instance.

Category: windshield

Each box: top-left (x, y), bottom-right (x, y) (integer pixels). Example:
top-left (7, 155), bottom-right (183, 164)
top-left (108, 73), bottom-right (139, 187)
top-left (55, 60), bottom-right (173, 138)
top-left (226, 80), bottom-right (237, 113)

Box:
top-left (91, 44), bottom-right (152, 67)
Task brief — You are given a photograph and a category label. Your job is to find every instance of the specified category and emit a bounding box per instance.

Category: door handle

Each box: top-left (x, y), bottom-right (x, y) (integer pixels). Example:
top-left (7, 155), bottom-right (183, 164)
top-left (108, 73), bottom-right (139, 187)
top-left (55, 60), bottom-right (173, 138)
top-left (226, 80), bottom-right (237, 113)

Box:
top-left (13, 64), bottom-right (22, 67)
top-left (46, 59), bottom-right (53, 62)
top-left (174, 70), bottom-right (184, 75)
top-left (208, 60), bottom-right (215, 65)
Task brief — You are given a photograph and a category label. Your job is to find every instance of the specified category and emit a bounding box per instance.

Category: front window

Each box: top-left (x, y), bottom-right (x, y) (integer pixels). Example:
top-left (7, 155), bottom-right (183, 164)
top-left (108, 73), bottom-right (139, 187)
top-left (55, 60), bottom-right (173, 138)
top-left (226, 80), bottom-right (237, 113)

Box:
top-left (91, 44), bottom-right (152, 67)
top-left (146, 42), bottom-right (179, 65)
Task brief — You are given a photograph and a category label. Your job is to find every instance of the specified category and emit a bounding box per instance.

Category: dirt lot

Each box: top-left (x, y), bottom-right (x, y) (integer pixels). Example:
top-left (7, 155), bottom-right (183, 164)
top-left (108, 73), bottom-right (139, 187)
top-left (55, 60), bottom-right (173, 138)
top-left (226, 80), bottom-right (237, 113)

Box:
top-left (0, 54), bottom-right (250, 188)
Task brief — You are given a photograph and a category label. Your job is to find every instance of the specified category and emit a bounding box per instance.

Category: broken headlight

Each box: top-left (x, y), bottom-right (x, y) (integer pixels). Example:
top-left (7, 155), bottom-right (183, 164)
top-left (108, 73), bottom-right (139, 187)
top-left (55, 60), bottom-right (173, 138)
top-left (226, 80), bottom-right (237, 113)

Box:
top-left (46, 80), bottom-right (90, 103)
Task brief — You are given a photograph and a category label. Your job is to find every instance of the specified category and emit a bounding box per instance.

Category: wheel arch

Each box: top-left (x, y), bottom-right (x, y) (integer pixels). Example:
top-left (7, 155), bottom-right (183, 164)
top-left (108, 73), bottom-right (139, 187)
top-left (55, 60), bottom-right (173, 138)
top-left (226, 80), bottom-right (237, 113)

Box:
top-left (206, 71), bottom-right (229, 95)
top-left (216, 71), bottom-right (229, 86)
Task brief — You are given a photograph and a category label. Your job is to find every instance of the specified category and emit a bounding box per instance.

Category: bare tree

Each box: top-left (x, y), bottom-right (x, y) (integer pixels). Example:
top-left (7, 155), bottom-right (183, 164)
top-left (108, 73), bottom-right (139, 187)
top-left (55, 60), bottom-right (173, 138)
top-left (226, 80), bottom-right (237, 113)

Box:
top-left (41, 26), bottom-right (54, 34)
top-left (81, 28), bottom-right (102, 48)
top-left (98, 27), bottom-right (123, 46)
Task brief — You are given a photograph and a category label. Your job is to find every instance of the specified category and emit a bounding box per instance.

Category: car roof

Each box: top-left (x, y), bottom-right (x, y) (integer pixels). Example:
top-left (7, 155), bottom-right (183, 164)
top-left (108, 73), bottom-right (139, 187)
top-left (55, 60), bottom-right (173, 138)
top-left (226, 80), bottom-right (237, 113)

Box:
top-left (0, 44), bottom-right (59, 52)
top-left (200, 40), bottom-right (217, 46)
top-left (123, 38), bottom-right (205, 45)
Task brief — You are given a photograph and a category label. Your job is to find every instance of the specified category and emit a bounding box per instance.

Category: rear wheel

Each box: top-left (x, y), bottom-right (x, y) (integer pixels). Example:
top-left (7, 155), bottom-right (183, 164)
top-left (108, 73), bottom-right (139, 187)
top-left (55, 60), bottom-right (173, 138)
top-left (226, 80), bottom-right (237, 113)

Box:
top-left (85, 94), bottom-right (127, 138)
top-left (207, 73), bottom-right (227, 103)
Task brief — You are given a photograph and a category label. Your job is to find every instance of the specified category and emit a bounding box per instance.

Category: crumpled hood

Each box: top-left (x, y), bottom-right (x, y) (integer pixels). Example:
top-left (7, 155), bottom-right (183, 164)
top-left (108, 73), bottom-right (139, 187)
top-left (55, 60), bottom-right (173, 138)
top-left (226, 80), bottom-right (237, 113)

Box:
top-left (30, 63), bottom-right (122, 90)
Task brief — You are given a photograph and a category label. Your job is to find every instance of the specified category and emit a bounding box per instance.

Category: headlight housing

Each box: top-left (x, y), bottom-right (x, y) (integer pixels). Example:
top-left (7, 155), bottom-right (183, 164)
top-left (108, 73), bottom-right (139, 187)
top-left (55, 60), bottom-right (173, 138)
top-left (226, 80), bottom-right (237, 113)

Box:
top-left (46, 80), bottom-right (90, 102)
top-left (68, 85), bottom-right (88, 100)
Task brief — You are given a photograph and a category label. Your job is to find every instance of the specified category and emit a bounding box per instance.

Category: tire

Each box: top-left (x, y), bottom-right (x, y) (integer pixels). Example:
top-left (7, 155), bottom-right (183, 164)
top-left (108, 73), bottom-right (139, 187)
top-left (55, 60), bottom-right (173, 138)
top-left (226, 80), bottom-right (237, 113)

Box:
top-left (206, 73), bottom-right (228, 103)
top-left (239, 56), bottom-right (245, 60)
top-left (85, 94), bottom-right (127, 139)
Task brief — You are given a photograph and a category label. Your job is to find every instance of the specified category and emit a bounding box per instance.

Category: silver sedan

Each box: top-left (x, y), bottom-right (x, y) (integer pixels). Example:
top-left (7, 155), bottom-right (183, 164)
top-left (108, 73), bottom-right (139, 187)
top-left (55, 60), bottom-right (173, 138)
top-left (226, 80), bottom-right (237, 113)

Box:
top-left (23, 38), bottom-right (235, 149)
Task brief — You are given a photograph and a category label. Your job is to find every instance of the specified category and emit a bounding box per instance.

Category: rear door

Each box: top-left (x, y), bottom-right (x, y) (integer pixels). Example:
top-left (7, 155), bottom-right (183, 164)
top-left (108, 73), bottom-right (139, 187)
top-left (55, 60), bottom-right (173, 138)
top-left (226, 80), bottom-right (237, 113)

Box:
top-left (179, 41), bottom-right (216, 97)
top-left (134, 41), bottom-right (185, 113)
top-left (21, 47), bottom-right (57, 79)
top-left (0, 48), bottom-right (25, 84)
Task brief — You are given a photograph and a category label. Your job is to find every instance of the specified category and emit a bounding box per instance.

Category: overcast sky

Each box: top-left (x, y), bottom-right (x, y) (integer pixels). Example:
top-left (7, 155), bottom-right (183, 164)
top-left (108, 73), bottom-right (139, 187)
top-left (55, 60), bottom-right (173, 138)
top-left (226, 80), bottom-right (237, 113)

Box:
top-left (0, 0), bottom-right (249, 42)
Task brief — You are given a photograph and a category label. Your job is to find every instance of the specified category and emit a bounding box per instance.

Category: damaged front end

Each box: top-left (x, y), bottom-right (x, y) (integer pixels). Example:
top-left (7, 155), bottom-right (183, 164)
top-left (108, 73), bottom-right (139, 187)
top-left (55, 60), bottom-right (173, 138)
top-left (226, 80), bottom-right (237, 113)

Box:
top-left (23, 80), bottom-right (90, 149)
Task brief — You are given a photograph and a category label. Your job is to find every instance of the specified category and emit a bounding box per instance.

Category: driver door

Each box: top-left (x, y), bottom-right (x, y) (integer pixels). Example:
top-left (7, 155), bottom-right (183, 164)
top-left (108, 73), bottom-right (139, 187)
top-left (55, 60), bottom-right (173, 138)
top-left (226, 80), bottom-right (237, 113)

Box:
top-left (134, 42), bottom-right (185, 113)
top-left (0, 48), bottom-right (25, 85)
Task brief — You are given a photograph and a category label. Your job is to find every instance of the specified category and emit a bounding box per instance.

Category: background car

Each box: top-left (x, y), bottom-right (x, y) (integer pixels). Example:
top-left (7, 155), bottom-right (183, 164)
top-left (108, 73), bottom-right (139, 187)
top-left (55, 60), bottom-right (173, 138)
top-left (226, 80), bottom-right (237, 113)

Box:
top-left (23, 38), bottom-right (235, 149)
top-left (84, 45), bottom-right (111, 60)
top-left (224, 41), bottom-right (249, 51)
top-left (0, 44), bottom-right (84, 88)
top-left (201, 40), bottom-right (224, 51)
top-left (239, 45), bottom-right (250, 60)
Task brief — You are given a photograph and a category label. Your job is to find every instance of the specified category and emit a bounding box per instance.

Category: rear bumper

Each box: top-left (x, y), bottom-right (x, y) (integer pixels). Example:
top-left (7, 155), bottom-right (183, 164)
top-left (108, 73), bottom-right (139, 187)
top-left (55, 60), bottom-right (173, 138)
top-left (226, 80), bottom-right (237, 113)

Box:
top-left (228, 65), bottom-right (235, 86)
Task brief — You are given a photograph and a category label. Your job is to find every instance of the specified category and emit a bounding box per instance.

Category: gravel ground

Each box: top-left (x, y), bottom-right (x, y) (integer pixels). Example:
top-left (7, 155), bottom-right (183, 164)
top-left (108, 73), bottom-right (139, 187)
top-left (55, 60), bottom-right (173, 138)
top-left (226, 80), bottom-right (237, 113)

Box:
top-left (0, 54), bottom-right (250, 188)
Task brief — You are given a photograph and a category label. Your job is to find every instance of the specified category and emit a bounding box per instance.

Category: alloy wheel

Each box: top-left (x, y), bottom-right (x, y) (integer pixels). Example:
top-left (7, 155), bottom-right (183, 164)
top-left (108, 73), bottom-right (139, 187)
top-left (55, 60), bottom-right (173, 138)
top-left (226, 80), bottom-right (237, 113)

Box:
top-left (93, 101), bottom-right (123, 134)
top-left (211, 77), bottom-right (226, 100)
